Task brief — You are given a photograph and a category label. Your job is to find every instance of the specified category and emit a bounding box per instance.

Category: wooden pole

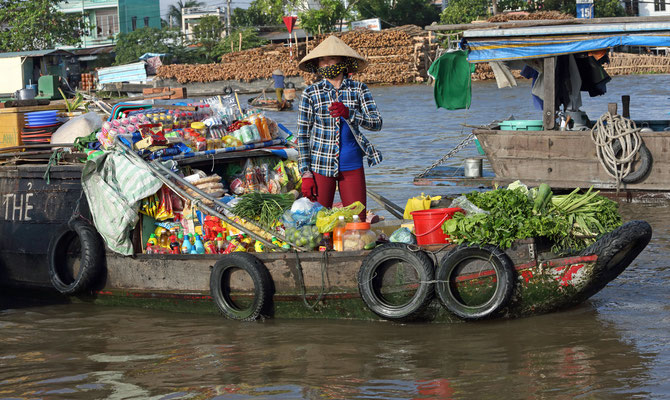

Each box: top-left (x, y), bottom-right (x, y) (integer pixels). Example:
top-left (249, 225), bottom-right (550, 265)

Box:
top-left (608, 103), bottom-right (618, 115)
top-left (318, 25), bottom-right (321, 35)
top-left (622, 95), bottom-right (630, 118)
top-left (294, 31), bottom-right (298, 50)
top-left (543, 57), bottom-right (556, 130)
top-left (230, 41), bottom-right (233, 53)
top-left (238, 32), bottom-right (242, 52)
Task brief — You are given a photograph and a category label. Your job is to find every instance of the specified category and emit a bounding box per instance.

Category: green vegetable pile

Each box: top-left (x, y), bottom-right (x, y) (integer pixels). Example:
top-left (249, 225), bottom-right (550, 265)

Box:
top-left (232, 193), bottom-right (295, 229)
top-left (442, 183), bottom-right (622, 252)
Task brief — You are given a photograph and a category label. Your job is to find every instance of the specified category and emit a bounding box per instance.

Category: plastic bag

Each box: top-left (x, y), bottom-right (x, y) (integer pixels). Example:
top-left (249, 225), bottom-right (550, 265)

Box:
top-left (155, 186), bottom-right (175, 221)
top-left (403, 193), bottom-right (442, 220)
top-left (283, 198), bottom-right (323, 228)
top-left (389, 227), bottom-right (417, 244)
top-left (315, 201), bottom-right (365, 233)
top-left (449, 195), bottom-right (489, 215)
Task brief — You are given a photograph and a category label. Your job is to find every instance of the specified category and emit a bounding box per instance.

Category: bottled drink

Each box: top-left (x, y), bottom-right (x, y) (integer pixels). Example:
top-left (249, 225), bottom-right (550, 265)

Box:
top-left (169, 235), bottom-right (180, 254)
top-left (260, 115), bottom-right (270, 141)
top-left (319, 232), bottom-right (332, 251)
top-left (181, 238), bottom-right (193, 254)
top-left (333, 216), bottom-right (347, 252)
top-left (215, 233), bottom-right (226, 253)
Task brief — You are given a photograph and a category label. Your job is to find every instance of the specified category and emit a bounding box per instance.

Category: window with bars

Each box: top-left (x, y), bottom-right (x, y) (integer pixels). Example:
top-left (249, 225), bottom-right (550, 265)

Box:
top-left (95, 9), bottom-right (119, 37)
top-left (655, 0), bottom-right (666, 11)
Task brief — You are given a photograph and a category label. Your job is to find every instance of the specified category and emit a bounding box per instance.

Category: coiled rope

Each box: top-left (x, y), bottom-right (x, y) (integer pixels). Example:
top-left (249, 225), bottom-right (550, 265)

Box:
top-left (590, 112), bottom-right (642, 187)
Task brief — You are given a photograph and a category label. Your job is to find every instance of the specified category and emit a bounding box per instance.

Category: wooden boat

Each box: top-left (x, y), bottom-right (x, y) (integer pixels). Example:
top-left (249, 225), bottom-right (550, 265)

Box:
top-left (426, 17), bottom-right (670, 198)
top-left (247, 96), bottom-right (293, 112)
top-left (0, 146), bottom-right (652, 322)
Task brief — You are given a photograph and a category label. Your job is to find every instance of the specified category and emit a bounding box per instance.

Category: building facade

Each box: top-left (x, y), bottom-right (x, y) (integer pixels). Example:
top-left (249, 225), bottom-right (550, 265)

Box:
top-left (181, 7), bottom-right (227, 41)
top-left (57, 0), bottom-right (161, 47)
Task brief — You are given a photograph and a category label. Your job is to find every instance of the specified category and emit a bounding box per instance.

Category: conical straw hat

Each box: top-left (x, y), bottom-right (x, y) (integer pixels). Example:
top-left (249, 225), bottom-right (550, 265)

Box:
top-left (298, 35), bottom-right (367, 73)
top-left (272, 69), bottom-right (284, 76)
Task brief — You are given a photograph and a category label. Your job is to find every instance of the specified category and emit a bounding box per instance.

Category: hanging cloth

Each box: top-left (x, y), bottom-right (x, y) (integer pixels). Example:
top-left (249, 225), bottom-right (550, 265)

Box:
top-left (428, 50), bottom-right (475, 110)
top-left (489, 61), bottom-right (517, 89)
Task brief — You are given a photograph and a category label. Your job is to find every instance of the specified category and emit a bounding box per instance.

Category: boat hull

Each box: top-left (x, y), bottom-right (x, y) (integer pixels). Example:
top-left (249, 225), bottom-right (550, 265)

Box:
top-left (0, 164), bottom-right (651, 322)
top-left (474, 125), bottom-right (670, 191)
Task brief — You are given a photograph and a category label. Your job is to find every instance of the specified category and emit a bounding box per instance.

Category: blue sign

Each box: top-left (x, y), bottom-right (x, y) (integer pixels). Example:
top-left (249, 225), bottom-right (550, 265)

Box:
top-left (576, 0), bottom-right (594, 19)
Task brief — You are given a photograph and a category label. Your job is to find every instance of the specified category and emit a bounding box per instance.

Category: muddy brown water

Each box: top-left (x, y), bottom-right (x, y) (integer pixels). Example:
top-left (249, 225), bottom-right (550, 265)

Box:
top-left (2, 75), bottom-right (670, 399)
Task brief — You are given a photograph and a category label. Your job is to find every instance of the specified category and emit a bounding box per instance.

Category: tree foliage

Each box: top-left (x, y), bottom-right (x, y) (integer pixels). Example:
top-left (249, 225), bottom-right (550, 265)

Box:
top-left (0, 0), bottom-right (88, 51)
top-left (299, 0), bottom-right (348, 35)
top-left (354, 0), bottom-right (440, 29)
top-left (115, 27), bottom-right (188, 65)
top-left (440, 0), bottom-right (489, 25)
top-left (231, 0), bottom-right (287, 26)
top-left (594, 0), bottom-right (625, 17)
top-left (167, 0), bottom-right (205, 28)
top-left (192, 16), bottom-right (226, 62)
top-left (214, 28), bottom-right (269, 57)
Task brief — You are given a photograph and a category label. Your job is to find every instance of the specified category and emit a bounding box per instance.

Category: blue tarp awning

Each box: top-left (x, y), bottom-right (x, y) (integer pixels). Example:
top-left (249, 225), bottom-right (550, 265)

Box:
top-left (465, 34), bottom-right (670, 63)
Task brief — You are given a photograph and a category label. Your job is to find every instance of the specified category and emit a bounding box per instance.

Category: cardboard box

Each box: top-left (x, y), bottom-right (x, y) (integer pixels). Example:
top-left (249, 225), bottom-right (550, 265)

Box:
top-left (0, 104), bottom-right (66, 149)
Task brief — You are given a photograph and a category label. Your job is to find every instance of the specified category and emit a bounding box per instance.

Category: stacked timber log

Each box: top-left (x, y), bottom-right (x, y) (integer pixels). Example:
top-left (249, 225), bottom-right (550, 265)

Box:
top-left (303, 25), bottom-right (433, 84)
top-left (156, 44), bottom-right (299, 84)
top-left (487, 11), bottom-right (574, 22)
top-left (604, 53), bottom-right (670, 76)
top-left (472, 63), bottom-right (523, 81)
top-left (156, 25), bottom-right (435, 85)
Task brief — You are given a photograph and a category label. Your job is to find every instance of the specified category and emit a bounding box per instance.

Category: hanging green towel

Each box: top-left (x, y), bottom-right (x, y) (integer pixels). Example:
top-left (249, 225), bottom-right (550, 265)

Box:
top-left (428, 50), bottom-right (475, 110)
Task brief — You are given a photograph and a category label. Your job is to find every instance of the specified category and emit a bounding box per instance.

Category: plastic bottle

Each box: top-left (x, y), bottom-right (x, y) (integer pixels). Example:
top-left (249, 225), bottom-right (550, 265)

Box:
top-left (169, 235), bottom-right (180, 254)
top-left (259, 115), bottom-right (270, 141)
top-left (254, 240), bottom-right (265, 253)
top-left (147, 233), bottom-right (159, 248)
top-left (224, 235), bottom-right (244, 253)
top-left (215, 233), bottom-right (226, 253)
top-left (181, 238), bottom-right (193, 254)
top-left (333, 216), bottom-right (347, 252)
top-left (194, 235), bottom-right (206, 254)
top-left (146, 243), bottom-right (154, 254)
top-left (319, 232), bottom-right (332, 251)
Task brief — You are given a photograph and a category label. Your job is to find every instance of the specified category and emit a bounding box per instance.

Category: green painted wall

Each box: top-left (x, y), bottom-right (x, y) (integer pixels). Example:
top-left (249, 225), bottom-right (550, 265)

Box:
top-left (118, 0), bottom-right (161, 33)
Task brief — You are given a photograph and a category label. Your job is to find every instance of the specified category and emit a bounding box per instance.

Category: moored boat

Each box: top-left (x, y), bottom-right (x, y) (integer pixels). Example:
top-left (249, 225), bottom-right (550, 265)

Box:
top-left (425, 17), bottom-right (670, 198)
top-left (0, 154), bottom-right (652, 323)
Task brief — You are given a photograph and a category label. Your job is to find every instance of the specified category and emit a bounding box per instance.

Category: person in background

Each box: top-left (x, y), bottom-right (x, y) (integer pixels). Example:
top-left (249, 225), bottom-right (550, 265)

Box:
top-left (296, 35), bottom-right (383, 222)
top-left (272, 69), bottom-right (285, 104)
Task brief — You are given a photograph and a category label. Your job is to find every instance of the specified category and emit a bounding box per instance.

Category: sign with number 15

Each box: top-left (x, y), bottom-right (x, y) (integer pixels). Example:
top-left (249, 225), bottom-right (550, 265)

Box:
top-left (576, 0), bottom-right (594, 19)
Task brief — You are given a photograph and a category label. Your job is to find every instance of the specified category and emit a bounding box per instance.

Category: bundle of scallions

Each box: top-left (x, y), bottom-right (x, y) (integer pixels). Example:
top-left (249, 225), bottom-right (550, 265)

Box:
top-left (232, 193), bottom-right (295, 229)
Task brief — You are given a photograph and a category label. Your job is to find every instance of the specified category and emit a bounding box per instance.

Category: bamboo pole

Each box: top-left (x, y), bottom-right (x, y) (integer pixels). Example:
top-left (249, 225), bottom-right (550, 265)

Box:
top-left (239, 32), bottom-right (242, 52)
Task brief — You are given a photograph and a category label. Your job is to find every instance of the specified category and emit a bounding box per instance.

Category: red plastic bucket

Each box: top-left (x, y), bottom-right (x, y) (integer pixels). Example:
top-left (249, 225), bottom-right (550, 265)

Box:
top-left (411, 207), bottom-right (465, 246)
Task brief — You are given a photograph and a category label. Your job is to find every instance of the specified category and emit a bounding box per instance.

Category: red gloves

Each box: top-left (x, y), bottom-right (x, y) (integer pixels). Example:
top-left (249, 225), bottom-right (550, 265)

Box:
top-left (328, 102), bottom-right (349, 119)
top-left (301, 176), bottom-right (317, 200)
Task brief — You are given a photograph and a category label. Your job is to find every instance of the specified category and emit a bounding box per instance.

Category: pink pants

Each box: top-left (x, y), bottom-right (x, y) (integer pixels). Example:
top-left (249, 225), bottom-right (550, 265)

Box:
top-left (313, 168), bottom-right (366, 222)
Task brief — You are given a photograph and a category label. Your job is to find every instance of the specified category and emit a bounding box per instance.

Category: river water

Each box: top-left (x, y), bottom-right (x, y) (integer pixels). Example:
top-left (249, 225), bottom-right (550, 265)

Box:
top-left (2, 75), bottom-right (670, 399)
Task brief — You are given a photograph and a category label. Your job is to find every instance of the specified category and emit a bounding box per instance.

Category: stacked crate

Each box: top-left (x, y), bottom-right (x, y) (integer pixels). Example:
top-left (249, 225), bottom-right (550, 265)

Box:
top-left (80, 73), bottom-right (95, 91)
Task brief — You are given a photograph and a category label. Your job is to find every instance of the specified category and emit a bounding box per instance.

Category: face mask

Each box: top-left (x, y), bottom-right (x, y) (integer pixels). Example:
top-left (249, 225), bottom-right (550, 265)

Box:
top-left (317, 62), bottom-right (347, 79)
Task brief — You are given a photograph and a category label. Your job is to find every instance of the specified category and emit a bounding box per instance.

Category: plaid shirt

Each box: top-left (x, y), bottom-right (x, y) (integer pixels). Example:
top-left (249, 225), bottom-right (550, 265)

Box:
top-left (297, 78), bottom-right (383, 177)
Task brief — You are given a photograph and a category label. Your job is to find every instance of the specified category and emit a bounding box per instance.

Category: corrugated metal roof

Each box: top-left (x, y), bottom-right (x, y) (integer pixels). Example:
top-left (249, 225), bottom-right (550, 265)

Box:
top-left (72, 45), bottom-right (116, 56)
top-left (259, 29), bottom-right (308, 41)
top-left (0, 49), bottom-right (74, 58)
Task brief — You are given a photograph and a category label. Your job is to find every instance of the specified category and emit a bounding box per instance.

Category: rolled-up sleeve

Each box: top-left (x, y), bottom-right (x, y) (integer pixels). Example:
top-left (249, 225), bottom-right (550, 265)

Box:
top-left (350, 83), bottom-right (382, 131)
top-left (297, 91), bottom-right (314, 174)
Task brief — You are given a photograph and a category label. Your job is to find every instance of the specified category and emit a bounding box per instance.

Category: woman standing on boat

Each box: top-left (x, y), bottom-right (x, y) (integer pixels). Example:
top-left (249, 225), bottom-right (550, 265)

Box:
top-left (297, 35), bottom-right (383, 221)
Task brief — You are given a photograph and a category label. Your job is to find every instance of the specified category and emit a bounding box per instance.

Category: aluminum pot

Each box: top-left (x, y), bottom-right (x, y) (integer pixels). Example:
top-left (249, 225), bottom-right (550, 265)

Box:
top-left (15, 88), bottom-right (36, 100)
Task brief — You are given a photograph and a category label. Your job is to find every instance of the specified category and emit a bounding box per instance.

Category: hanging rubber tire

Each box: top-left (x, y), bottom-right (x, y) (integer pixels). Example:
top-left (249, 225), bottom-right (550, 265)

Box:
top-left (357, 243), bottom-right (435, 321)
top-left (436, 244), bottom-right (514, 320)
top-left (223, 86), bottom-right (233, 95)
top-left (605, 139), bottom-right (653, 184)
top-left (47, 219), bottom-right (105, 295)
top-left (210, 253), bottom-right (273, 321)
top-left (579, 220), bottom-right (651, 285)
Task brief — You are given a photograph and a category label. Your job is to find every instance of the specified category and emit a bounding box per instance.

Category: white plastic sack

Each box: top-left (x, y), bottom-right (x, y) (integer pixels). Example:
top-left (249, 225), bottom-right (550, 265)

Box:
top-left (51, 112), bottom-right (102, 145)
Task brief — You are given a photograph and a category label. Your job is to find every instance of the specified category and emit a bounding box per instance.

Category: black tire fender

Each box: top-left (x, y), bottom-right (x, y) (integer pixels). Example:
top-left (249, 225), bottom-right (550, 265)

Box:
top-left (579, 220), bottom-right (651, 278)
top-left (210, 253), bottom-right (273, 321)
top-left (47, 219), bottom-right (105, 295)
top-left (606, 139), bottom-right (653, 184)
top-left (436, 244), bottom-right (514, 320)
top-left (223, 86), bottom-right (233, 95)
top-left (357, 243), bottom-right (435, 321)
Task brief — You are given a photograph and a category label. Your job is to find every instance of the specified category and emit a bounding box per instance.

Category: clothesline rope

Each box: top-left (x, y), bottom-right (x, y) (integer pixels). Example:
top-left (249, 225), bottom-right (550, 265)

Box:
top-left (590, 112), bottom-right (642, 188)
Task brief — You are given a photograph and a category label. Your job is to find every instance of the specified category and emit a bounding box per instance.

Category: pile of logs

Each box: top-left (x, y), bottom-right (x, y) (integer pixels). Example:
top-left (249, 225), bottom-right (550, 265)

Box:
top-left (471, 63), bottom-right (523, 81)
top-left (487, 11), bottom-right (574, 22)
top-left (156, 25), bottom-right (436, 85)
top-left (604, 52), bottom-right (670, 76)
